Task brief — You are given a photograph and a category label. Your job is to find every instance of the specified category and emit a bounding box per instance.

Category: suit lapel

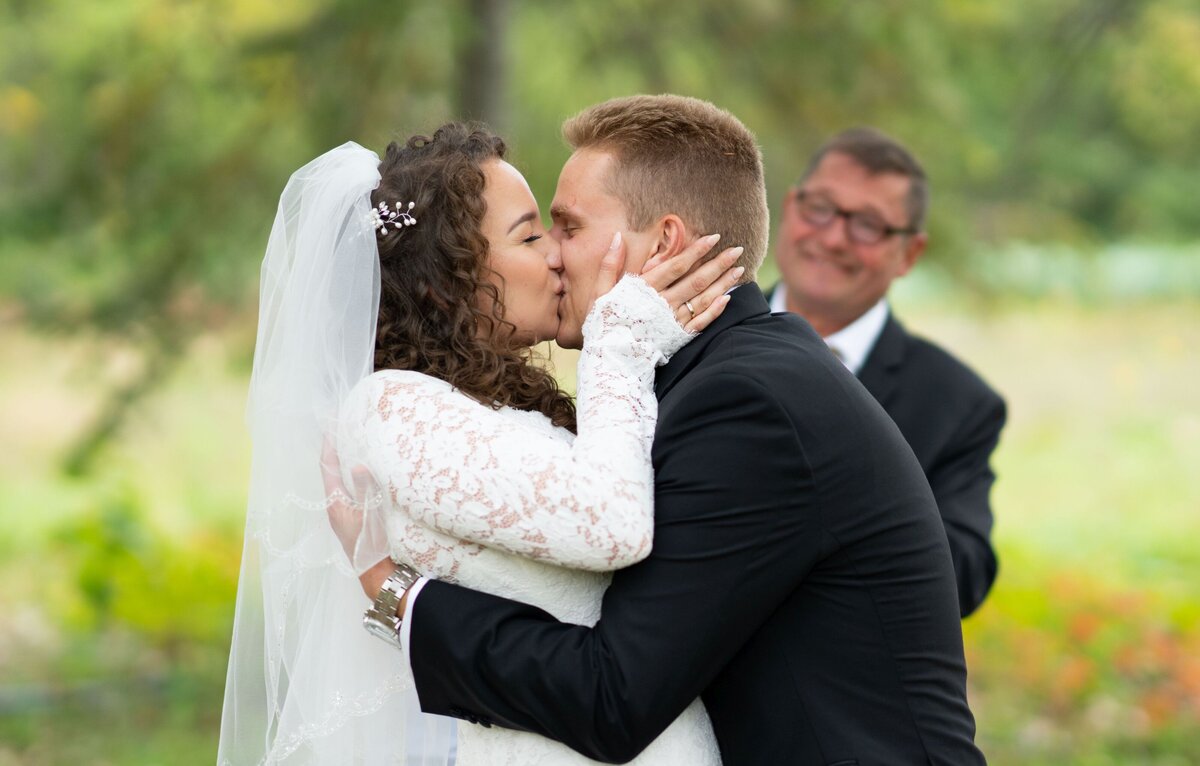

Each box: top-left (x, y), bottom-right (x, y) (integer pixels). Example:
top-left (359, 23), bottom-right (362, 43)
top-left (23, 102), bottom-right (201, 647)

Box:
top-left (655, 286), bottom-right (770, 401)
top-left (857, 311), bottom-right (907, 408)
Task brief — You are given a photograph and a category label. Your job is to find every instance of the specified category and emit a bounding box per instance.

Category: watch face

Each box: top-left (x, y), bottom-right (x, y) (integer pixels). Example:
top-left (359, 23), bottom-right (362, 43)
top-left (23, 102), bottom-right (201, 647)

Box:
top-left (363, 613), bottom-right (401, 647)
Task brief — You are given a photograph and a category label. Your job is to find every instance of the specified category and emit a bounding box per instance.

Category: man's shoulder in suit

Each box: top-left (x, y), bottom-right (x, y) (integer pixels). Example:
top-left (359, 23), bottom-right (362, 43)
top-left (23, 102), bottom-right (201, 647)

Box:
top-left (696, 310), bottom-right (852, 393)
top-left (890, 315), bottom-right (1005, 411)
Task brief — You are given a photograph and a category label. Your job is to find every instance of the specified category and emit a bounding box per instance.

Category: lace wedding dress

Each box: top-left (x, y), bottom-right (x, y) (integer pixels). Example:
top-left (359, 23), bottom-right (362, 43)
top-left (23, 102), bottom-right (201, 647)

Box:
top-left (339, 275), bottom-right (722, 766)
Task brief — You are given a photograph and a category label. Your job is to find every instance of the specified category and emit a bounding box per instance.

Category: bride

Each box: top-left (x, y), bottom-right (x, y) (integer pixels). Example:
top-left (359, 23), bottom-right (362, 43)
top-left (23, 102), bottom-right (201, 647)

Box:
top-left (217, 123), bottom-right (741, 765)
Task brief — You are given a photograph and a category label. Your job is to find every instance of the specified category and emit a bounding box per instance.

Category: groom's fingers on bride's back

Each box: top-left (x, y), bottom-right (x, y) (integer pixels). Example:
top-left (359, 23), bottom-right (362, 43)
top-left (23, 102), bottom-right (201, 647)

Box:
top-left (320, 435), bottom-right (343, 494)
top-left (350, 465), bottom-right (374, 498)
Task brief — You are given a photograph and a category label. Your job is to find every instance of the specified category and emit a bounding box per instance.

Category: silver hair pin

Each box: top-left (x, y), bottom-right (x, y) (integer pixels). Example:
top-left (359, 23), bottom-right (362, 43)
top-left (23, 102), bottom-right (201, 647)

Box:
top-left (369, 200), bottom-right (417, 236)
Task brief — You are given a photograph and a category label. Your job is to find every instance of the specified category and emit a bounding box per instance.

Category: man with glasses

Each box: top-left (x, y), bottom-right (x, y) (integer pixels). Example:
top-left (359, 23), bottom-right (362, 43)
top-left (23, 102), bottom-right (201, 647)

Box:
top-left (768, 127), bottom-right (1006, 617)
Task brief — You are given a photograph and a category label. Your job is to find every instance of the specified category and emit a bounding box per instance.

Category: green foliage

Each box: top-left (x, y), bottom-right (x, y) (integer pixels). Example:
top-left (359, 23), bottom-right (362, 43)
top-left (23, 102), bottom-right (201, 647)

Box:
top-left (5, 0), bottom-right (1200, 466)
top-left (1, 2), bottom-right (1199, 761)
top-left (0, 675), bottom-right (224, 766)
top-left (50, 484), bottom-right (240, 654)
top-left (3, 0), bottom-right (1200, 336)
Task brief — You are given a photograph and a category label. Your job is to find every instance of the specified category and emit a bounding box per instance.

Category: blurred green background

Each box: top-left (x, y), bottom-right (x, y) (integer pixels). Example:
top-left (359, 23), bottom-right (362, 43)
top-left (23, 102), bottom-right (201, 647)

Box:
top-left (2, 0), bottom-right (1199, 763)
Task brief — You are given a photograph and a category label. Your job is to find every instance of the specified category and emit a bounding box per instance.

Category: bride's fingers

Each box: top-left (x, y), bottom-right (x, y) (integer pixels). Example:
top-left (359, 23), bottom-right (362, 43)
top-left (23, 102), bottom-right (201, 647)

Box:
top-left (674, 262), bottom-right (745, 329)
top-left (640, 233), bottom-right (721, 291)
top-left (593, 232), bottom-right (627, 297)
top-left (684, 293), bottom-right (732, 334)
top-left (658, 245), bottom-right (744, 310)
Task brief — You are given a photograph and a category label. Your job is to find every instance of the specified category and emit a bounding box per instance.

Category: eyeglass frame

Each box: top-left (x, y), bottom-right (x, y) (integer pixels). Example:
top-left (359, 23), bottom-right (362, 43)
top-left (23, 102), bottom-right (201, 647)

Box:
top-left (791, 189), bottom-right (920, 245)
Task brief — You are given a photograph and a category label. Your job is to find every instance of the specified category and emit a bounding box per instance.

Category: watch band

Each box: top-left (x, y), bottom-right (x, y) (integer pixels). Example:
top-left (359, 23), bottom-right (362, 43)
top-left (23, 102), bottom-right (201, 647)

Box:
top-left (362, 563), bottom-right (421, 649)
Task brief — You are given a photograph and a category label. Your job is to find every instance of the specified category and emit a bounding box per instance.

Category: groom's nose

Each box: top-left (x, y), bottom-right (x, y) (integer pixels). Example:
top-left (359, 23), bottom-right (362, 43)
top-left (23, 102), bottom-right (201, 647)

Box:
top-left (545, 246), bottom-right (563, 272)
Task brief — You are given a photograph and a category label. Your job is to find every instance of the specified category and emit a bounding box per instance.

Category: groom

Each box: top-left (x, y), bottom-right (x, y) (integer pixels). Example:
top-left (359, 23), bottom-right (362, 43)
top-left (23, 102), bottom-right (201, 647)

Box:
top-left (372, 96), bottom-right (984, 764)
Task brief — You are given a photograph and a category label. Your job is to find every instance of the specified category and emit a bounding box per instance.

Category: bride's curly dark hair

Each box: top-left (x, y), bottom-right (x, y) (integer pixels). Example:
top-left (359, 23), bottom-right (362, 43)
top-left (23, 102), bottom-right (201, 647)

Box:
top-left (371, 123), bottom-right (577, 431)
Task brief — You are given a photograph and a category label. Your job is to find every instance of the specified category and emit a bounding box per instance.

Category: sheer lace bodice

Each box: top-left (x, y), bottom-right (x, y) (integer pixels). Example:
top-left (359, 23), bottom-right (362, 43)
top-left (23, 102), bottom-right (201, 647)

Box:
top-left (339, 275), bottom-right (721, 765)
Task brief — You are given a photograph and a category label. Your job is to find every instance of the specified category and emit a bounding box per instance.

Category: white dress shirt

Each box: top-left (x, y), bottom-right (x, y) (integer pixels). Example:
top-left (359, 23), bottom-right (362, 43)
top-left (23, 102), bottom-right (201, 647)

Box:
top-left (400, 576), bottom-right (430, 656)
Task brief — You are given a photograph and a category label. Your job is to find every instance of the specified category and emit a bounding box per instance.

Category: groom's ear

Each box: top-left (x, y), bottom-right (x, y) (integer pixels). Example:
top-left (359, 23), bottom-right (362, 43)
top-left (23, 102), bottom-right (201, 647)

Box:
top-left (647, 214), bottom-right (690, 262)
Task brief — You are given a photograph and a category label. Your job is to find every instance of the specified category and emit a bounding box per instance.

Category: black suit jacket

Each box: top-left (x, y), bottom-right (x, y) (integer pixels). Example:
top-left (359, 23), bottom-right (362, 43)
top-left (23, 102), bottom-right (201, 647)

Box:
top-left (409, 287), bottom-right (984, 765)
top-left (766, 284), bottom-right (1006, 616)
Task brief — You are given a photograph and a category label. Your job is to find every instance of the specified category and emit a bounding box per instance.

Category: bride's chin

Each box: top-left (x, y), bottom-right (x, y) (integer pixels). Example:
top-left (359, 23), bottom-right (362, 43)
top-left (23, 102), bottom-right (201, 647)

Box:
top-left (536, 306), bottom-right (561, 345)
top-left (508, 321), bottom-right (559, 347)
top-left (535, 321), bottom-right (561, 346)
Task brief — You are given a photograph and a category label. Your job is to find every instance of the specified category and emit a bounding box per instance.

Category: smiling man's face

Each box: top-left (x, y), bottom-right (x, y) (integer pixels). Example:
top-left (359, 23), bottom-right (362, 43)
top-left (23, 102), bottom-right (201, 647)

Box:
top-left (775, 151), bottom-right (926, 335)
top-left (547, 148), bottom-right (656, 349)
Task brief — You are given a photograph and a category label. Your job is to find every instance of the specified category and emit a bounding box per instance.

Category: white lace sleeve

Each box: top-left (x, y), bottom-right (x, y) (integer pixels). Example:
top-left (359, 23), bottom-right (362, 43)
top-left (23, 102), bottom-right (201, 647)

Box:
top-left (350, 274), bottom-right (692, 572)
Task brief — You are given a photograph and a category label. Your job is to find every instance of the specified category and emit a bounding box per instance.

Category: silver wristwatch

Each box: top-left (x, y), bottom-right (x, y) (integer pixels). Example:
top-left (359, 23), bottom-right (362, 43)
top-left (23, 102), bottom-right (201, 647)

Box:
top-left (363, 563), bottom-right (421, 649)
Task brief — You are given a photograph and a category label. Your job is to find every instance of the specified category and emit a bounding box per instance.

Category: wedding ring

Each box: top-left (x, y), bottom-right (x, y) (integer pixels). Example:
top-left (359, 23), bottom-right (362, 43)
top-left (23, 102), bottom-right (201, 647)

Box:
top-left (684, 300), bottom-right (696, 317)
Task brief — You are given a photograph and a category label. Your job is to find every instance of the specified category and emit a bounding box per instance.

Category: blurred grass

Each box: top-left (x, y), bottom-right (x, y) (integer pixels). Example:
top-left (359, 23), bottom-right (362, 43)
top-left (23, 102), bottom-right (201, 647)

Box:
top-left (1, 289), bottom-right (1198, 764)
top-left (903, 294), bottom-right (1200, 765)
top-left (0, 674), bottom-right (223, 766)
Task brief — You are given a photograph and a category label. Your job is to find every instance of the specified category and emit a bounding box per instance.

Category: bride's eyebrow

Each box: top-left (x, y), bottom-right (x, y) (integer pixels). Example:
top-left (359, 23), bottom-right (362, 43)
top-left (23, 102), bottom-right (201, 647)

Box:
top-left (506, 211), bottom-right (537, 234)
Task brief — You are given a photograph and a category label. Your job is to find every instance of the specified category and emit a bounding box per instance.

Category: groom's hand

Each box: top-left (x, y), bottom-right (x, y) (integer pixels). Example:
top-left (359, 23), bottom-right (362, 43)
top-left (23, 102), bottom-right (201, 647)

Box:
top-left (320, 437), bottom-right (396, 601)
top-left (321, 436), bottom-right (368, 560)
top-left (359, 557), bottom-right (399, 603)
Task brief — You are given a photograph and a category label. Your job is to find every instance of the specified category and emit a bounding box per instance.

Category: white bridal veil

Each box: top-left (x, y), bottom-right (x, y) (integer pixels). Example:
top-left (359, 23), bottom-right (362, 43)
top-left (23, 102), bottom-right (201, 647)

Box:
top-left (218, 143), bottom-right (454, 765)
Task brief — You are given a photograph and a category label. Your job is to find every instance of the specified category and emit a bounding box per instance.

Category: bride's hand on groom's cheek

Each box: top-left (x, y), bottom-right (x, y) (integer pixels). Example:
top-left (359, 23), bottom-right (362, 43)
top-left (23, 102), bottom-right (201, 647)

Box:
top-left (642, 233), bottom-right (745, 333)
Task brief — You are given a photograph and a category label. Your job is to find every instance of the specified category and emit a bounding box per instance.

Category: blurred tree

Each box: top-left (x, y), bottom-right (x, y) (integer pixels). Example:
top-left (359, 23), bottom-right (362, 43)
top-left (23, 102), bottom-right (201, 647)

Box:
top-left (0, 0), bottom-right (509, 471)
top-left (2, 0), bottom-right (1198, 465)
top-left (457, 0), bottom-right (510, 129)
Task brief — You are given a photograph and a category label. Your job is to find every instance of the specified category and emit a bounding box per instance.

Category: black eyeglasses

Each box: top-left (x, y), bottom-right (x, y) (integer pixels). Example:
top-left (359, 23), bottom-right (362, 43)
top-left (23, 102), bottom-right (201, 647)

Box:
top-left (793, 191), bottom-right (918, 245)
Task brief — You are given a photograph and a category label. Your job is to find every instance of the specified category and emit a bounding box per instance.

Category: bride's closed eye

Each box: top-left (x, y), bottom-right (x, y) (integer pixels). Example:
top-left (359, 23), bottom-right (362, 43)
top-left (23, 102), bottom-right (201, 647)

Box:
top-left (522, 233), bottom-right (543, 244)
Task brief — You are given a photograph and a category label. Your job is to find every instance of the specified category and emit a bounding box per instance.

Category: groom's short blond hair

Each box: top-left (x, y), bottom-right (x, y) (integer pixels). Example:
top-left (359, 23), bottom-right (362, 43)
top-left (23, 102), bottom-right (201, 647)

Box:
top-left (562, 95), bottom-right (769, 280)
